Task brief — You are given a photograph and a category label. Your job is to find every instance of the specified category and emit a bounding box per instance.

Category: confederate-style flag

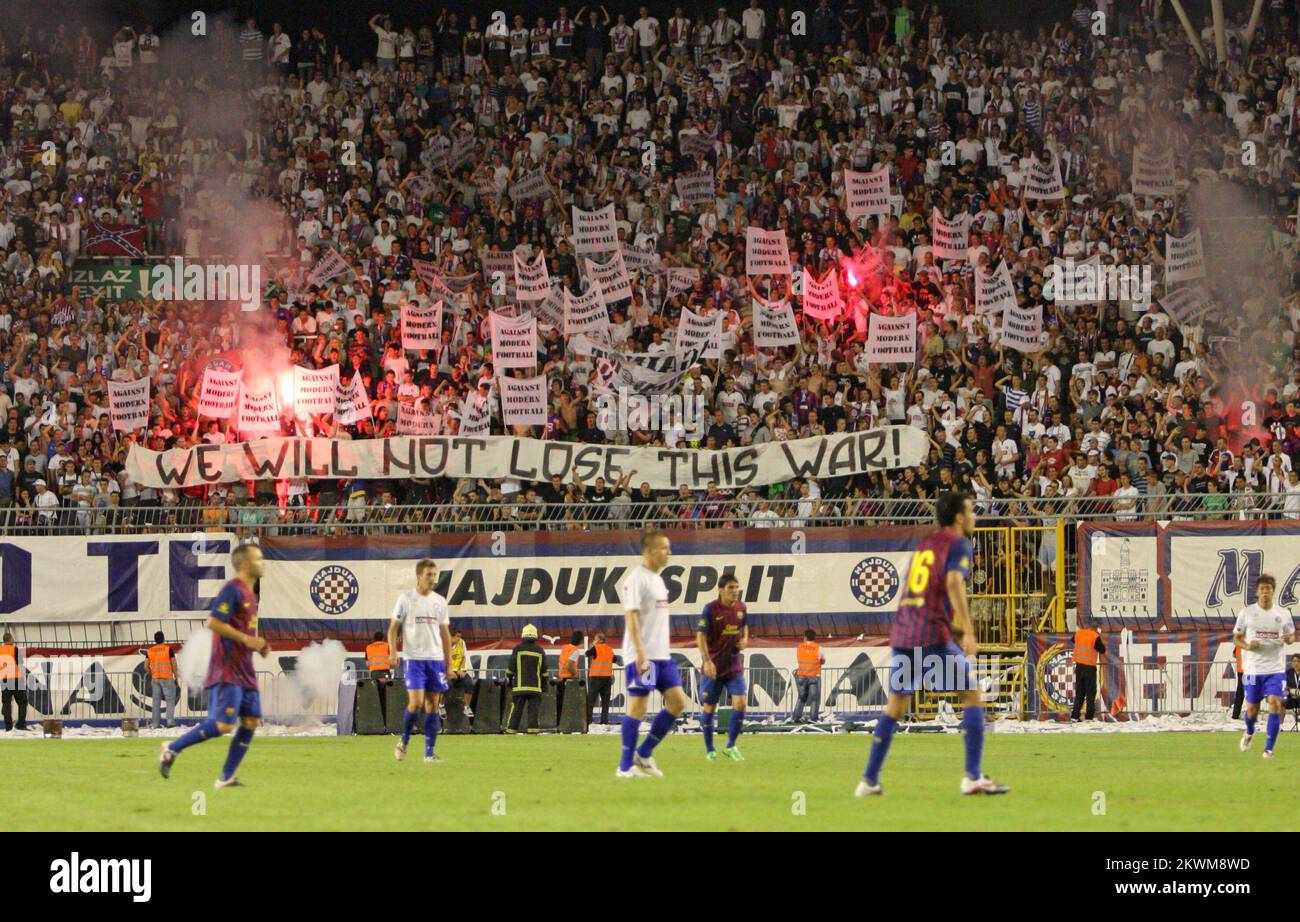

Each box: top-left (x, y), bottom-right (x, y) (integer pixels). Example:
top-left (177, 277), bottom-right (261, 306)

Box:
top-left (85, 221), bottom-right (147, 258)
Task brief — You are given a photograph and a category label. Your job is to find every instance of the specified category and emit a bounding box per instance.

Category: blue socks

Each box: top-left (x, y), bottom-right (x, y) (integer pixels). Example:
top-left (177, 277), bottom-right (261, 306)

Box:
top-left (1265, 712), bottom-right (1281, 752)
top-left (701, 712), bottom-right (715, 753)
top-left (619, 716), bottom-right (640, 771)
top-left (402, 709), bottom-right (417, 745)
top-left (727, 710), bottom-right (744, 748)
top-left (169, 719), bottom-right (219, 753)
top-left (219, 726), bottom-right (254, 781)
top-left (961, 705), bottom-right (985, 780)
top-left (863, 714), bottom-right (897, 784)
top-left (636, 709), bottom-right (675, 759)
top-left (424, 712), bottom-right (441, 756)
top-left (1245, 713), bottom-right (1257, 737)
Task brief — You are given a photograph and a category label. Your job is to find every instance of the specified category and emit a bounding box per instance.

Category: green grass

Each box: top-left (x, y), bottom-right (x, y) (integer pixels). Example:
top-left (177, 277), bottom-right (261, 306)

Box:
top-left (3, 731), bottom-right (1290, 831)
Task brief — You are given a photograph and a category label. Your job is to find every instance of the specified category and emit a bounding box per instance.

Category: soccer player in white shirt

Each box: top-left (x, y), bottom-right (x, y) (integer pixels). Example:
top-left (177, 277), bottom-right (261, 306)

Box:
top-left (388, 559), bottom-right (454, 763)
top-left (615, 530), bottom-right (688, 778)
top-left (1233, 574), bottom-right (1296, 758)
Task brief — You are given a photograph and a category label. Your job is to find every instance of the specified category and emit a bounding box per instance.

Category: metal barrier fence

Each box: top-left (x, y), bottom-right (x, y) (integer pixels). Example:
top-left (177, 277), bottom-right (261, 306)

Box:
top-left (13, 658), bottom-right (1270, 727)
top-left (2, 492), bottom-right (1294, 538)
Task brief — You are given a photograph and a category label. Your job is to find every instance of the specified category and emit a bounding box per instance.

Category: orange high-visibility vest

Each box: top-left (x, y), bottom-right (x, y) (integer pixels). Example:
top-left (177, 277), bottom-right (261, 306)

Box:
top-left (146, 643), bottom-right (174, 680)
top-left (796, 641), bottom-right (822, 677)
top-left (0, 643), bottom-right (17, 680)
top-left (366, 641), bottom-right (392, 673)
top-left (589, 643), bottom-right (614, 677)
top-left (1073, 628), bottom-right (1100, 667)
top-left (1234, 646), bottom-right (1243, 674)
top-left (559, 643), bottom-right (581, 679)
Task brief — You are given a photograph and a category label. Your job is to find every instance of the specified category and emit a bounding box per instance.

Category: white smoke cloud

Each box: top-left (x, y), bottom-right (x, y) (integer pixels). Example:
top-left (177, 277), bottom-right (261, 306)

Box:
top-left (175, 625), bottom-right (213, 688)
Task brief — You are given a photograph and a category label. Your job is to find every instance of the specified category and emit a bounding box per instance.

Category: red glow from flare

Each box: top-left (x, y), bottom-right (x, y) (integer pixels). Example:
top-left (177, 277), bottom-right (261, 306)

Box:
top-left (278, 372), bottom-right (294, 407)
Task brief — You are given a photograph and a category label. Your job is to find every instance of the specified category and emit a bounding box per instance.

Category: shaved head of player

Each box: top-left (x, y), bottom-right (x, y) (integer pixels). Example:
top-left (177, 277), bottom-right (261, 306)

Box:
top-left (615, 530), bottom-right (689, 778)
top-left (1234, 574), bottom-right (1296, 758)
top-left (858, 492), bottom-right (1009, 797)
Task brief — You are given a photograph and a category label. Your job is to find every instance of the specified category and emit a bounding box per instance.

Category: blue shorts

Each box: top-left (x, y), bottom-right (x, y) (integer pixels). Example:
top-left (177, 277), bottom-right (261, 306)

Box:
top-left (1244, 672), bottom-right (1285, 704)
top-left (403, 659), bottom-right (449, 693)
top-left (887, 643), bottom-right (975, 696)
top-left (208, 683), bottom-right (261, 724)
top-left (700, 673), bottom-right (746, 705)
top-left (625, 659), bottom-right (682, 697)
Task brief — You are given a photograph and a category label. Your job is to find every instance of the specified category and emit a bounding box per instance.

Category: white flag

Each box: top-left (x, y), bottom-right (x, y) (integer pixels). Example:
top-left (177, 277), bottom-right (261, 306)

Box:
top-left (490, 311), bottom-right (538, 370)
top-left (564, 281), bottom-right (611, 341)
top-left (975, 260), bottom-right (1018, 314)
top-left (1000, 303), bottom-right (1044, 353)
top-left (1159, 285), bottom-right (1213, 329)
top-left (397, 402), bottom-right (439, 436)
top-left (865, 313), bottom-right (917, 363)
top-left (674, 169), bottom-right (716, 209)
top-left (1132, 145), bottom-right (1176, 197)
top-left (333, 375), bottom-right (372, 425)
top-left (844, 166), bottom-right (892, 219)
top-left (1164, 229), bottom-right (1206, 283)
top-left (745, 226), bottom-right (792, 275)
top-left (513, 250), bottom-right (552, 301)
top-left (458, 391), bottom-right (493, 436)
top-left (292, 364), bottom-right (340, 415)
top-left (665, 267), bottom-right (701, 298)
top-left (583, 250), bottom-right (633, 303)
top-left (676, 307), bottom-right (723, 360)
top-left (401, 301), bottom-right (444, 351)
top-left (753, 298), bottom-right (801, 348)
top-left (107, 377), bottom-right (150, 432)
top-left (572, 203), bottom-right (619, 254)
top-left (306, 249), bottom-right (350, 286)
top-left (197, 367), bottom-right (242, 419)
top-left (1023, 156), bottom-right (1065, 200)
top-left (801, 267), bottom-right (842, 321)
top-left (497, 374), bottom-right (549, 427)
top-left (930, 210), bottom-right (972, 260)
top-left (237, 382), bottom-right (282, 432)
top-left (509, 168), bottom-right (553, 204)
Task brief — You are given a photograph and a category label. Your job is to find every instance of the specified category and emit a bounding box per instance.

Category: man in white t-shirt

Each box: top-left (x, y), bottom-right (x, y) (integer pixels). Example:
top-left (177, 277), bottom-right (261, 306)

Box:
top-left (388, 558), bottom-right (453, 762)
top-left (616, 530), bottom-right (687, 778)
top-left (1233, 573), bottom-right (1297, 758)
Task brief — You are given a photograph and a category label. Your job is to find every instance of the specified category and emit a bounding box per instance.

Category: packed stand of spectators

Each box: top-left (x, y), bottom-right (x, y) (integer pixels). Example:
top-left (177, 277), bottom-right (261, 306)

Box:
top-left (1, 1), bottom-right (1300, 538)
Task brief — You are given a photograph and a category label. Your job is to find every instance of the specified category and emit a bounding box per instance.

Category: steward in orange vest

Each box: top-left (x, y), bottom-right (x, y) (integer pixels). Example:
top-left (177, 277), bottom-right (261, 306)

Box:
top-left (0, 631), bottom-right (27, 732)
top-left (366, 631), bottom-right (393, 724)
top-left (792, 630), bottom-right (825, 723)
top-left (585, 634), bottom-right (616, 725)
top-left (142, 631), bottom-right (178, 730)
top-left (1070, 627), bottom-right (1106, 722)
top-left (556, 630), bottom-right (584, 726)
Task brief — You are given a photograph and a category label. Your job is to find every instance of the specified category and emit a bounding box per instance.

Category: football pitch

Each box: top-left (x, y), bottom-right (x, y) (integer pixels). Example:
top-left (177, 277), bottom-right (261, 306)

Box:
top-left (4, 731), bottom-right (1290, 831)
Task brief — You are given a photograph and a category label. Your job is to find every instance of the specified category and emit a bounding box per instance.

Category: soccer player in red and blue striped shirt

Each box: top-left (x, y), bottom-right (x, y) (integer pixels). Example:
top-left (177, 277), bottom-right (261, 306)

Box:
top-left (856, 492), bottom-right (1009, 797)
top-left (159, 544), bottom-right (271, 788)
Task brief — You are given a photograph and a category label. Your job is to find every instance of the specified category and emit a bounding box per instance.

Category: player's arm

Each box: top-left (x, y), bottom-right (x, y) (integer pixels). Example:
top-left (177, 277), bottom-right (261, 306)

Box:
top-left (625, 609), bottom-right (647, 672)
top-left (440, 621), bottom-right (454, 675)
top-left (387, 599), bottom-right (403, 660)
top-left (695, 614), bottom-right (716, 679)
top-left (947, 570), bottom-right (975, 657)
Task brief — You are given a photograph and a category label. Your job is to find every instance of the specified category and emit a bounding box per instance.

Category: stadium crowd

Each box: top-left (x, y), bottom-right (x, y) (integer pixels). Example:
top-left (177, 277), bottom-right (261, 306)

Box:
top-left (1, 0), bottom-right (1300, 537)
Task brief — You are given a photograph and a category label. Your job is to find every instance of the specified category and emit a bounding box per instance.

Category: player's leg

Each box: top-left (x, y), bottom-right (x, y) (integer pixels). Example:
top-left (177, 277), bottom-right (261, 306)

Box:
top-left (1242, 675), bottom-right (1262, 750)
top-left (633, 664), bottom-right (687, 774)
top-left (217, 690), bottom-right (262, 786)
top-left (699, 676), bottom-right (722, 756)
top-left (860, 649), bottom-right (913, 793)
top-left (723, 675), bottom-right (747, 758)
top-left (1263, 673), bottom-right (1285, 756)
top-left (162, 685), bottom-right (235, 778)
top-left (954, 646), bottom-right (1008, 794)
top-left (424, 690), bottom-right (444, 759)
top-left (618, 664), bottom-right (651, 775)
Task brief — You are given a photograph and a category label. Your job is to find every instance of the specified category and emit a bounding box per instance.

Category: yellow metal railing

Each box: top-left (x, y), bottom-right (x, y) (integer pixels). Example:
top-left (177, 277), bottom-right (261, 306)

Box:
top-left (967, 520), bottom-right (1065, 644)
